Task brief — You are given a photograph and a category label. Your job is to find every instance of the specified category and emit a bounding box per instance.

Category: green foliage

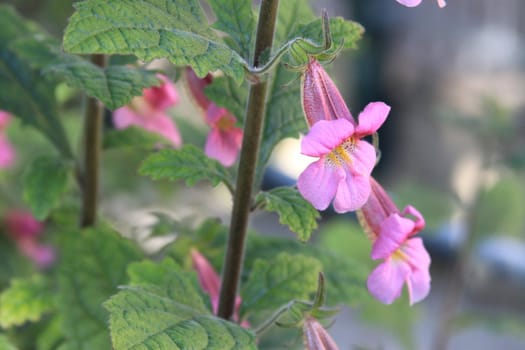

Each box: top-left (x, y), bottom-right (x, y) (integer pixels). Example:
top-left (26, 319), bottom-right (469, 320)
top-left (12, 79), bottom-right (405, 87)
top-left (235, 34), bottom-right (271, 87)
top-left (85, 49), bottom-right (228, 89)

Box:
top-left (0, 334), bottom-right (17, 350)
top-left (208, 0), bottom-right (256, 59)
top-left (241, 253), bottom-right (322, 317)
top-left (0, 5), bottom-right (72, 157)
top-left (103, 127), bottom-right (167, 149)
top-left (47, 62), bottom-right (160, 111)
top-left (57, 226), bottom-right (143, 350)
top-left (0, 275), bottom-right (55, 328)
top-left (204, 76), bottom-right (248, 123)
top-left (10, 27), bottom-right (160, 111)
top-left (63, 0), bottom-right (246, 84)
top-left (139, 146), bottom-right (233, 188)
top-left (105, 259), bottom-right (257, 350)
top-left (22, 156), bottom-right (71, 220)
top-left (255, 187), bottom-right (320, 242)
top-left (127, 259), bottom-right (208, 312)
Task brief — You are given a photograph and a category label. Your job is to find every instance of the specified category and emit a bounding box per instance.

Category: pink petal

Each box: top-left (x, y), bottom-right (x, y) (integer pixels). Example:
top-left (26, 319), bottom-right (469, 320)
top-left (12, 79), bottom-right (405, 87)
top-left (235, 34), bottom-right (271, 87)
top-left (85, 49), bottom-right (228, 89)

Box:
top-left (355, 102), bottom-right (390, 137)
top-left (371, 214), bottom-right (416, 259)
top-left (302, 58), bottom-right (353, 127)
top-left (4, 210), bottom-right (44, 239)
top-left (143, 111), bottom-right (182, 147)
top-left (333, 172), bottom-right (371, 213)
top-left (407, 263), bottom-right (431, 305)
top-left (351, 140), bottom-right (377, 176)
top-left (18, 239), bottom-right (55, 269)
top-left (396, 0), bottom-right (423, 7)
top-left (113, 106), bottom-right (143, 129)
top-left (301, 119), bottom-right (354, 157)
top-left (205, 127), bottom-right (243, 167)
top-left (191, 249), bottom-right (221, 313)
top-left (402, 237), bottom-right (431, 270)
top-left (0, 135), bottom-right (16, 169)
top-left (402, 205), bottom-right (426, 235)
top-left (367, 258), bottom-right (410, 304)
top-left (143, 74), bottom-right (179, 111)
top-left (437, 0), bottom-right (446, 7)
top-left (298, 160), bottom-right (340, 211)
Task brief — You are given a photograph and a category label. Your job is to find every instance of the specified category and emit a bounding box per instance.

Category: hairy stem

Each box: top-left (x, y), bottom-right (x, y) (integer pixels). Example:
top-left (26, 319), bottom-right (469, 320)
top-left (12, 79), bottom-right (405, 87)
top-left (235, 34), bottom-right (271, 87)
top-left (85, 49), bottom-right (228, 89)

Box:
top-left (80, 54), bottom-right (106, 228)
top-left (217, 0), bottom-right (280, 320)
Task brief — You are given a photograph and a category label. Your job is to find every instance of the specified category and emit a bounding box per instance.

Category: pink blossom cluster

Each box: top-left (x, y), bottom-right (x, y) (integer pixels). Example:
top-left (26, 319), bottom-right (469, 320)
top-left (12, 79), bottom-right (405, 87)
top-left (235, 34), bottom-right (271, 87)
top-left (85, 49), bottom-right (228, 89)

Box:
top-left (113, 74), bottom-right (182, 147)
top-left (0, 111), bottom-right (16, 169)
top-left (185, 68), bottom-right (243, 167)
top-left (299, 58), bottom-right (431, 305)
top-left (3, 210), bottom-right (55, 268)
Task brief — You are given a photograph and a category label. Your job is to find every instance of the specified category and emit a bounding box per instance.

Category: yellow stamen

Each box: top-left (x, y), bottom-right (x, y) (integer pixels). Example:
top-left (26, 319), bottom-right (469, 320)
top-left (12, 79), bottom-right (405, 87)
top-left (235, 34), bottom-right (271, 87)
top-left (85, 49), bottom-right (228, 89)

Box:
top-left (325, 137), bottom-right (356, 167)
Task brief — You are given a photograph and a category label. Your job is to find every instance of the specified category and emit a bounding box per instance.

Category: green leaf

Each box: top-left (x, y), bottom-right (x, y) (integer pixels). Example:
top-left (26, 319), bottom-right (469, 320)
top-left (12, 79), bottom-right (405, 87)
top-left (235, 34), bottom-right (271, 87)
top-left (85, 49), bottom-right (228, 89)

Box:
top-left (22, 156), bottom-right (71, 220)
top-left (103, 127), bottom-right (167, 149)
top-left (256, 187), bottom-right (320, 242)
top-left (63, 0), bottom-right (246, 83)
top-left (0, 334), bottom-right (17, 350)
top-left (127, 258), bottom-right (208, 312)
top-left (0, 6), bottom-right (73, 157)
top-left (208, 0), bottom-right (256, 59)
top-left (241, 253), bottom-right (322, 317)
top-left (0, 275), bottom-right (55, 328)
top-left (57, 226), bottom-right (143, 350)
top-left (10, 33), bottom-right (160, 110)
top-left (204, 76), bottom-right (248, 123)
top-left (139, 145), bottom-right (232, 187)
top-left (105, 286), bottom-right (257, 350)
top-left (46, 61), bottom-right (160, 110)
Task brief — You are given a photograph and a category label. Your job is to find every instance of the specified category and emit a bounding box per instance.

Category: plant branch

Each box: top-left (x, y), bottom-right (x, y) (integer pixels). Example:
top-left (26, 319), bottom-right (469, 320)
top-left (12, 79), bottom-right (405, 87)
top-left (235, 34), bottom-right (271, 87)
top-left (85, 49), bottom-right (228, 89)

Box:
top-left (217, 0), bottom-right (280, 320)
top-left (80, 54), bottom-right (107, 228)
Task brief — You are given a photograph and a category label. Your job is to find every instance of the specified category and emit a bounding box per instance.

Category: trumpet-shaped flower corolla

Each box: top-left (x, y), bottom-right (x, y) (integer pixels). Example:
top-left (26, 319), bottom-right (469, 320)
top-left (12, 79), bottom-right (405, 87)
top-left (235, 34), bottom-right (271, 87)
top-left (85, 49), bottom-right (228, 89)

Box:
top-left (302, 58), bottom-right (352, 127)
top-left (3, 210), bottom-right (55, 268)
top-left (113, 74), bottom-right (182, 147)
top-left (185, 68), bottom-right (243, 167)
top-left (191, 249), bottom-right (249, 327)
top-left (358, 178), bottom-right (431, 305)
top-left (0, 111), bottom-right (16, 169)
top-left (396, 0), bottom-right (446, 8)
top-left (297, 102), bottom-right (390, 212)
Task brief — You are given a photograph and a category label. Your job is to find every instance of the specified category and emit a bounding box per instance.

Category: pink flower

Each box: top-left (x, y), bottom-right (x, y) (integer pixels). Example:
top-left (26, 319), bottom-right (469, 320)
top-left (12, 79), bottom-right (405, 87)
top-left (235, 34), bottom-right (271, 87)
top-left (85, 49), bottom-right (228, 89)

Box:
top-left (396, 0), bottom-right (446, 8)
top-left (191, 249), bottom-right (249, 327)
top-left (3, 210), bottom-right (55, 268)
top-left (302, 58), bottom-right (352, 127)
top-left (358, 178), bottom-right (431, 305)
top-left (297, 102), bottom-right (390, 212)
top-left (0, 111), bottom-right (16, 169)
top-left (205, 104), bottom-right (243, 167)
top-left (113, 74), bottom-right (182, 147)
top-left (303, 317), bottom-right (339, 350)
top-left (185, 68), bottom-right (243, 167)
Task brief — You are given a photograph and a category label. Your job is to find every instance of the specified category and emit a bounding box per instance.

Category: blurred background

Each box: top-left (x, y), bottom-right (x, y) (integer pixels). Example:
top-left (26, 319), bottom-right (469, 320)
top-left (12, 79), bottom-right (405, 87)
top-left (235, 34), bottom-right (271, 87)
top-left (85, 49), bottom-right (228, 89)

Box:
top-left (1, 0), bottom-right (525, 349)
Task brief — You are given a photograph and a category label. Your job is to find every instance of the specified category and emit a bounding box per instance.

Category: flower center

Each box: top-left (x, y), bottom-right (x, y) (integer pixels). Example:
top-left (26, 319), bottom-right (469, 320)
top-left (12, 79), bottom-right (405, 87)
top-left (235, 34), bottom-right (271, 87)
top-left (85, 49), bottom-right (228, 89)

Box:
top-left (216, 115), bottom-right (235, 130)
top-left (326, 137), bottom-right (356, 167)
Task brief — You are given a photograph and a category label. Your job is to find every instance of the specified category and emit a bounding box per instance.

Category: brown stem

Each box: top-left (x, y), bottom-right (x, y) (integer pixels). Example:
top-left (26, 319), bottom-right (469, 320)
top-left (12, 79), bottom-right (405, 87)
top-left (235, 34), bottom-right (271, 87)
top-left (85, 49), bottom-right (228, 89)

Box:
top-left (217, 0), bottom-right (280, 320)
top-left (80, 54), bottom-right (107, 228)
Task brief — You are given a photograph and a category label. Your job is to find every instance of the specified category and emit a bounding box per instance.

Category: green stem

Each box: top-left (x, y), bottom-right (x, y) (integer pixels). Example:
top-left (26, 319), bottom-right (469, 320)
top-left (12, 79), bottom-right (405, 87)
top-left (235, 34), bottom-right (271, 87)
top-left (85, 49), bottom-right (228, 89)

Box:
top-left (80, 54), bottom-right (106, 228)
top-left (217, 0), bottom-right (280, 320)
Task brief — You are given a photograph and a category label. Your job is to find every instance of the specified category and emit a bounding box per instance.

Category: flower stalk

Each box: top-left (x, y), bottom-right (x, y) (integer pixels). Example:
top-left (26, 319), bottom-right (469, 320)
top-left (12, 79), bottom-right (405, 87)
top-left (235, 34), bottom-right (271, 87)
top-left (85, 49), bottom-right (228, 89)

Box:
top-left (217, 0), bottom-right (280, 320)
top-left (80, 54), bottom-right (107, 228)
